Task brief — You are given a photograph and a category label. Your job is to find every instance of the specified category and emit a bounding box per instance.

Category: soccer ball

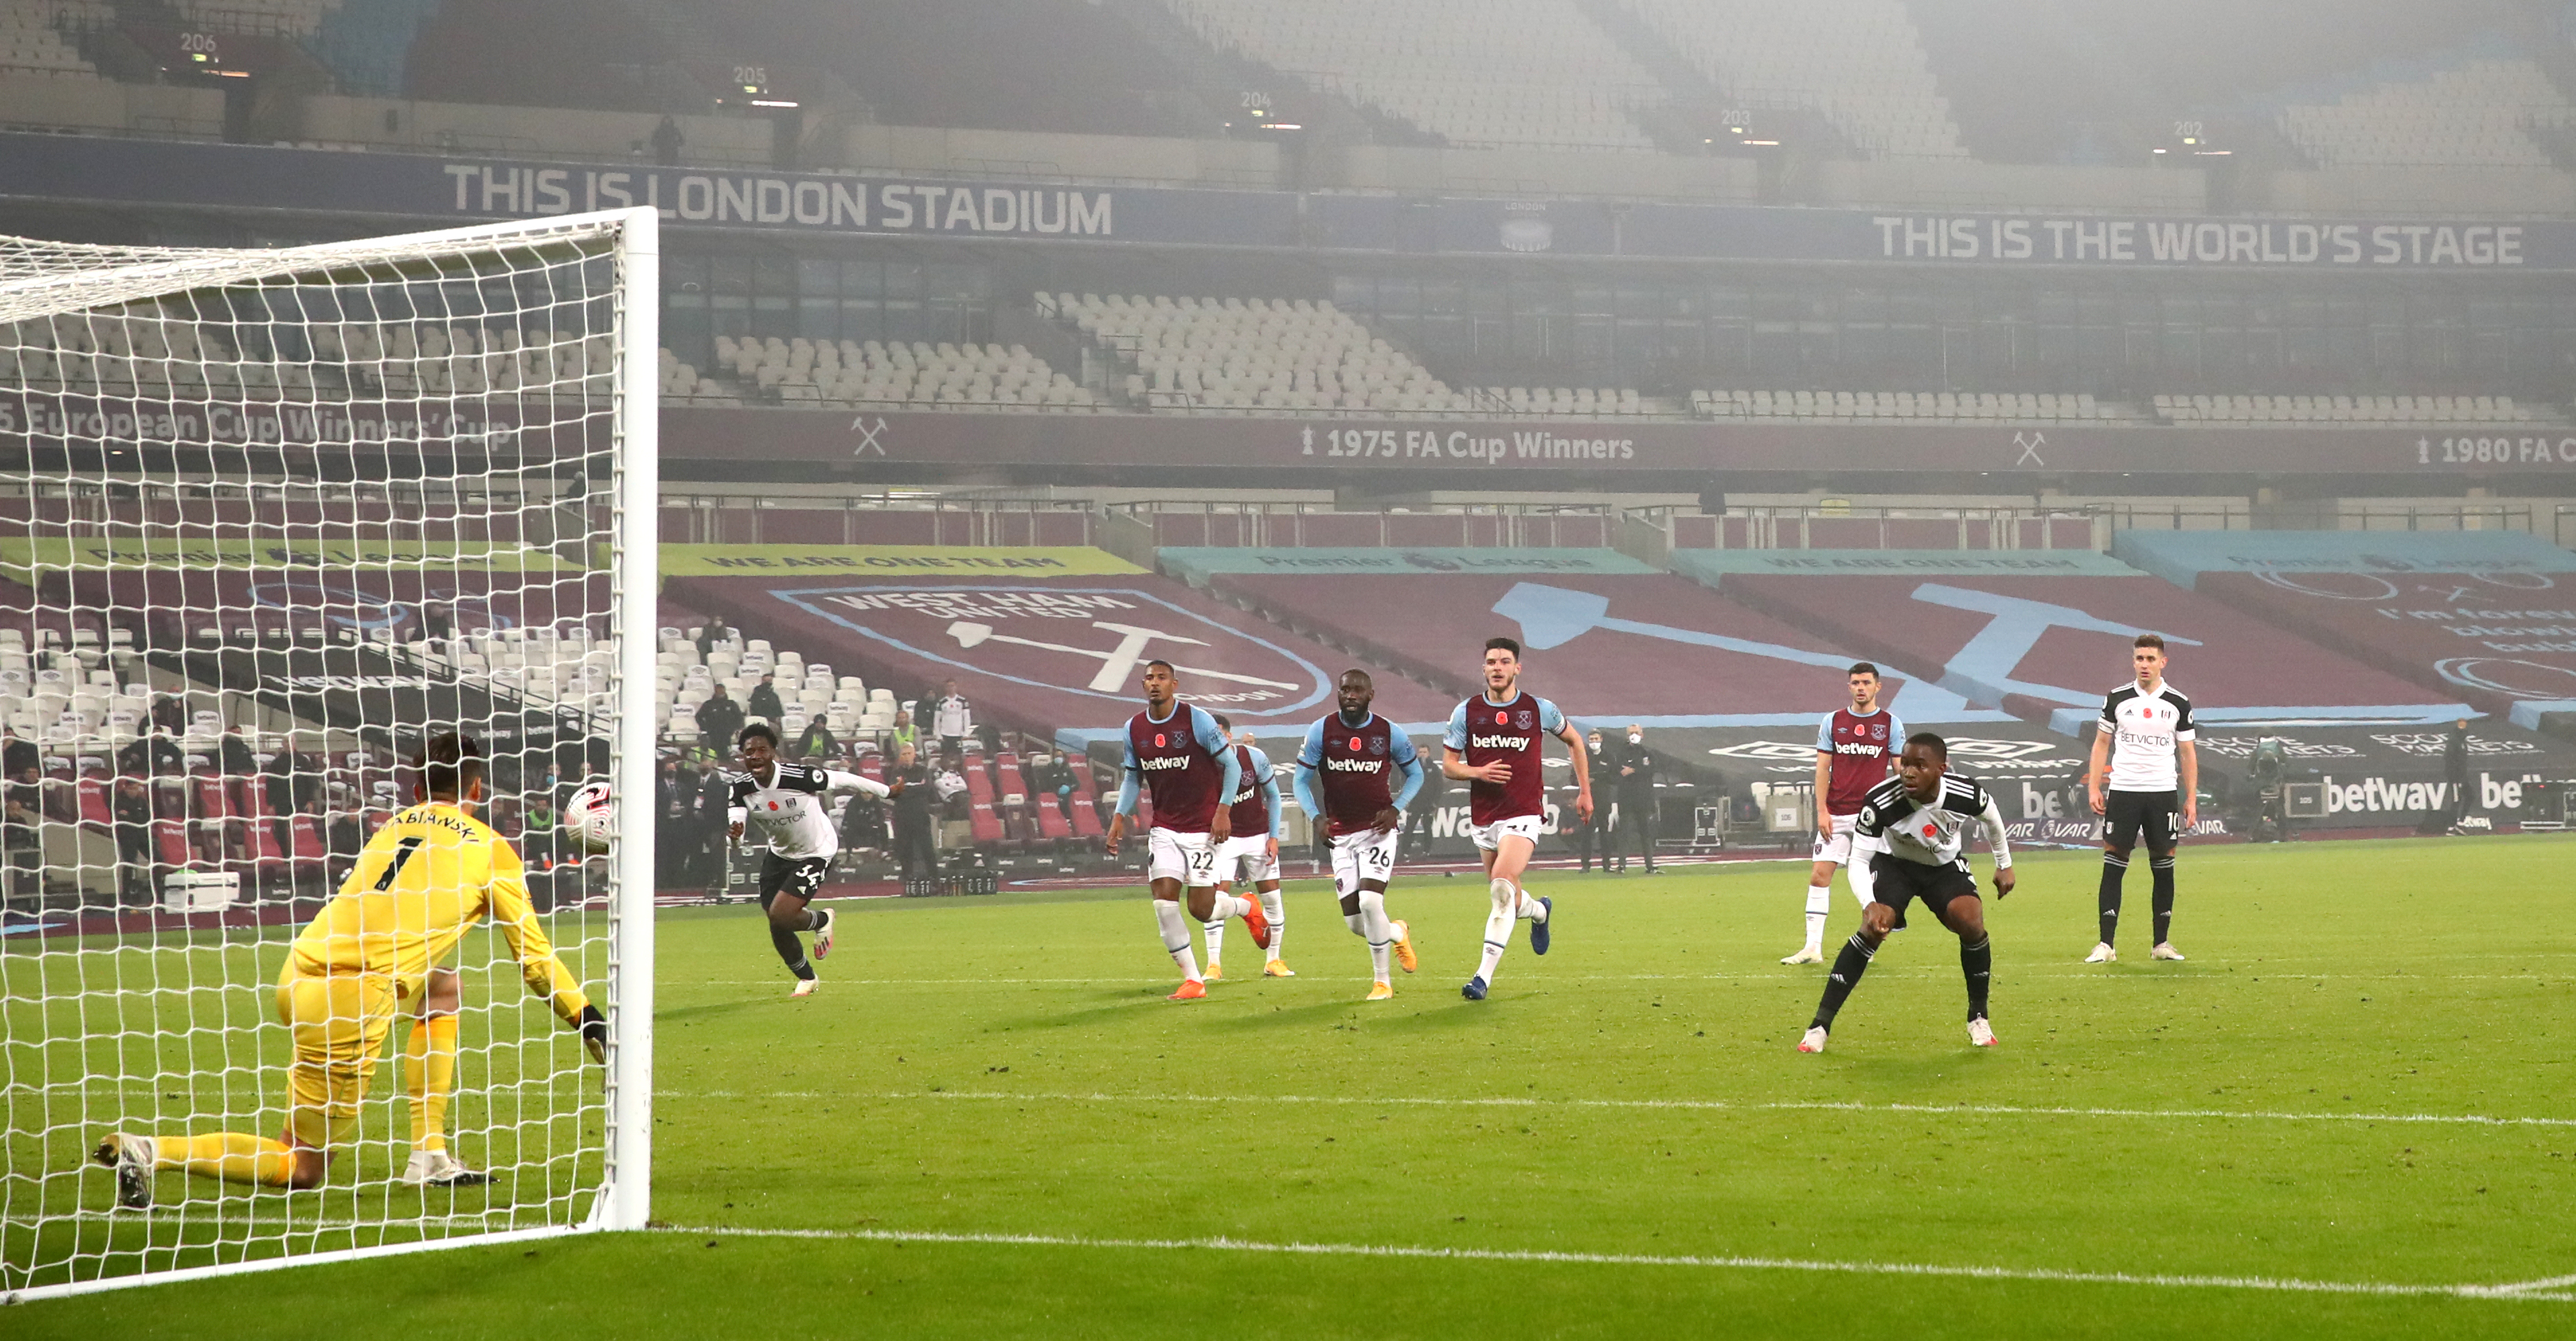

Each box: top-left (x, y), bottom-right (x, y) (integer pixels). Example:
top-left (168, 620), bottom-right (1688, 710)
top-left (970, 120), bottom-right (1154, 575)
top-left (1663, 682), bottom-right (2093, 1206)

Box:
top-left (563, 779), bottom-right (615, 855)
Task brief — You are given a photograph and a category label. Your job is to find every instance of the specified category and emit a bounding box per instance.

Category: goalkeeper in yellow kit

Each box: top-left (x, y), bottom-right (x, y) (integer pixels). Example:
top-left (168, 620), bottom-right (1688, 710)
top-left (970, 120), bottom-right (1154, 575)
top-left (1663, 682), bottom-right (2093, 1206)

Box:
top-left (92, 732), bottom-right (608, 1209)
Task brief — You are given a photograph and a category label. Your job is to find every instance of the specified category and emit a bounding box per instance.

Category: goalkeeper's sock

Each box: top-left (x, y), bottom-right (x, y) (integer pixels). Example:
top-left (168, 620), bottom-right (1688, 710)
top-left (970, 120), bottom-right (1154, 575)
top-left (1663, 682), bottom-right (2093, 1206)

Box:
top-left (156, 1133), bottom-right (296, 1187)
top-left (405, 1012), bottom-right (460, 1154)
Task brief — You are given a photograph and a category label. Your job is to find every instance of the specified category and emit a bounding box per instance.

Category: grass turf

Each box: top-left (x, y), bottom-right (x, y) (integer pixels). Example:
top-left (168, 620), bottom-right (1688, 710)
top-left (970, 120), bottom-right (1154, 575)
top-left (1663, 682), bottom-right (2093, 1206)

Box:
top-left (9, 836), bottom-right (2573, 1337)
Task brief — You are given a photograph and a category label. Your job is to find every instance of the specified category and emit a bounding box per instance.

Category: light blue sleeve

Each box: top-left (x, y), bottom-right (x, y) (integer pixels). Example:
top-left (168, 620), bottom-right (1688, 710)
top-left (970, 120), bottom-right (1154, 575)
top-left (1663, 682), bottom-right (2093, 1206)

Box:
top-left (1815, 712), bottom-right (1836, 752)
top-left (1538, 698), bottom-right (1565, 734)
top-left (1889, 712), bottom-right (1907, 750)
top-left (1442, 700), bottom-right (1469, 752)
top-left (1391, 736), bottom-right (1426, 811)
top-left (1115, 738), bottom-right (1141, 817)
top-left (1297, 718), bottom-right (1328, 771)
top-left (1193, 707), bottom-right (1242, 804)
top-left (1291, 755), bottom-right (1323, 824)
top-left (1250, 747), bottom-right (1283, 835)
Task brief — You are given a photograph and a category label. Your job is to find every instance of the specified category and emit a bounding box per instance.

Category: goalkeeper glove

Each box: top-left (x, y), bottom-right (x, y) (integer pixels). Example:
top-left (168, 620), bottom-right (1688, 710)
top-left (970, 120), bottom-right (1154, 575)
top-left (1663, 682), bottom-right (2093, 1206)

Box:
top-left (578, 1004), bottom-right (609, 1063)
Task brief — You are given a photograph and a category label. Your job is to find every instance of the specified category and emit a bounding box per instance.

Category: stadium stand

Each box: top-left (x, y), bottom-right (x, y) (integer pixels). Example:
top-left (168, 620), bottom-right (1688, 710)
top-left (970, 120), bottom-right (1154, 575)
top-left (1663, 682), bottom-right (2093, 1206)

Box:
top-left (2277, 56), bottom-right (2565, 169)
top-left (404, 0), bottom-right (697, 115)
top-left (710, 333), bottom-right (1097, 411)
top-left (172, 0), bottom-right (339, 38)
top-left (1176, 551), bottom-right (1977, 723)
top-left (1166, 0), bottom-right (1662, 151)
top-left (661, 559), bottom-right (1455, 744)
top-left (1619, 0), bottom-right (1967, 159)
top-left (0, 1), bottom-right (97, 79)
top-left (2112, 529), bottom-right (2576, 721)
top-left (1692, 389), bottom-right (2129, 424)
top-left (1693, 553), bottom-right (2475, 733)
top-left (2151, 393), bottom-right (2541, 427)
top-left (698, 0), bottom-right (1217, 138)
top-left (1047, 292), bottom-right (1482, 414)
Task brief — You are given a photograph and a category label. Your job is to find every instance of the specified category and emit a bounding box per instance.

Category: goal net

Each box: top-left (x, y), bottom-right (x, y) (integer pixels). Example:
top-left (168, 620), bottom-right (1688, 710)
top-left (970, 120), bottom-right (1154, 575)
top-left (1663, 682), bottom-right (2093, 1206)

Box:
top-left (0, 209), bottom-right (658, 1298)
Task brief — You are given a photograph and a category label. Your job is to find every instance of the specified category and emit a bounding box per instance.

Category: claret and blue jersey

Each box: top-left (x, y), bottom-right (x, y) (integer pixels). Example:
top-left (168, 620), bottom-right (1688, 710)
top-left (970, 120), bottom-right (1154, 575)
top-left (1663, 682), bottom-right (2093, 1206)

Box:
top-left (1444, 691), bottom-right (1565, 826)
top-left (1116, 701), bottom-right (1242, 834)
top-left (1294, 710), bottom-right (1426, 836)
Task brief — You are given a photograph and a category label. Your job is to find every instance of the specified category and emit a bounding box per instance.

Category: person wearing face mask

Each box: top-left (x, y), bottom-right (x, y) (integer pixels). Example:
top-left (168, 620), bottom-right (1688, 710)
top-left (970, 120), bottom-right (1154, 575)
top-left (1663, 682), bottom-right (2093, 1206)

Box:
top-left (1573, 730), bottom-right (1611, 872)
top-left (1613, 724), bottom-right (1658, 875)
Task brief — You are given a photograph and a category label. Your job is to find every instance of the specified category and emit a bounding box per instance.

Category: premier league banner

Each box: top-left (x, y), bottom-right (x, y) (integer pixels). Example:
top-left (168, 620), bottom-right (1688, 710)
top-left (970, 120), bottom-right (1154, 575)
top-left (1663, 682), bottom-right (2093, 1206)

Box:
top-left (2113, 531), bottom-right (2576, 721)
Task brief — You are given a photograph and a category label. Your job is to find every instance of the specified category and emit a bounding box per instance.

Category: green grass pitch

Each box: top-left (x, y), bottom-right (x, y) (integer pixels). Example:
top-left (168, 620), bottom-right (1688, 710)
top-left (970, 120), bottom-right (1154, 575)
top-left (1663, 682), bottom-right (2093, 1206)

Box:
top-left (10, 836), bottom-right (2575, 1338)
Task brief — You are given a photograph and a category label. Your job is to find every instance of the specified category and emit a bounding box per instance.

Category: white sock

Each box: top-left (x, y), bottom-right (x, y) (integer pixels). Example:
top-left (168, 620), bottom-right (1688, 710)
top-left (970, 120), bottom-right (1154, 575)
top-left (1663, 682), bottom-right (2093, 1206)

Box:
top-left (1259, 886), bottom-right (1286, 960)
top-left (1154, 900), bottom-right (1202, 982)
top-left (1519, 888), bottom-right (1548, 922)
top-left (1202, 905), bottom-right (1226, 967)
top-left (1803, 883), bottom-right (1832, 951)
top-left (1357, 889), bottom-right (1393, 981)
top-left (1212, 891), bottom-right (1252, 920)
top-left (1477, 877), bottom-right (1516, 981)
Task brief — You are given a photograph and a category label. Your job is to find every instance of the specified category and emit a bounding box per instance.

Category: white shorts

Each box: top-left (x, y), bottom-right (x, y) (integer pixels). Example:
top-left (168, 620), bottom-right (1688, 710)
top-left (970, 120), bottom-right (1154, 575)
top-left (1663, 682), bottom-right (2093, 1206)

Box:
top-left (1469, 814), bottom-right (1546, 852)
top-left (1147, 827), bottom-right (1219, 886)
top-left (1216, 832), bottom-right (1280, 884)
top-left (1328, 826), bottom-right (1401, 894)
top-left (1811, 812), bottom-right (1859, 867)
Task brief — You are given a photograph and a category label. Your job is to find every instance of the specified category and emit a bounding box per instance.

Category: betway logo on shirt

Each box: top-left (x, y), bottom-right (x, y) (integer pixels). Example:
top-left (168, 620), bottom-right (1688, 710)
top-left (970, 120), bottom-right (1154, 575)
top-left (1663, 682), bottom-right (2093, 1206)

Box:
top-left (1140, 755), bottom-right (1195, 771)
top-left (1471, 734), bottom-right (1532, 750)
top-left (1832, 741), bottom-right (1889, 756)
top-left (1325, 758), bottom-right (1385, 773)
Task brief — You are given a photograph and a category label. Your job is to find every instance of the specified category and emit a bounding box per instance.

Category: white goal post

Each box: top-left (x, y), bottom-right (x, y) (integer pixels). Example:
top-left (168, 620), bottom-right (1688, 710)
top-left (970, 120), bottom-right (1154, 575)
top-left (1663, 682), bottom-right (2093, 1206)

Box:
top-left (0, 208), bottom-right (657, 1299)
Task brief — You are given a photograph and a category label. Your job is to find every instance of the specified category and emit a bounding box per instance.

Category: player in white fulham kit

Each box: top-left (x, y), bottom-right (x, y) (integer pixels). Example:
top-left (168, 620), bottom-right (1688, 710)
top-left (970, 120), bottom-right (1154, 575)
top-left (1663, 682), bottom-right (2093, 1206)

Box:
top-left (1104, 660), bottom-right (1269, 1001)
top-left (1797, 732), bottom-right (2014, 1053)
top-left (1444, 636), bottom-right (1592, 1000)
top-left (1784, 662), bottom-right (1906, 964)
top-left (2087, 632), bottom-right (2196, 963)
top-left (1293, 669), bottom-right (1426, 1000)
top-left (1203, 714), bottom-right (1289, 980)
top-left (726, 723), bottom-right (900, 998)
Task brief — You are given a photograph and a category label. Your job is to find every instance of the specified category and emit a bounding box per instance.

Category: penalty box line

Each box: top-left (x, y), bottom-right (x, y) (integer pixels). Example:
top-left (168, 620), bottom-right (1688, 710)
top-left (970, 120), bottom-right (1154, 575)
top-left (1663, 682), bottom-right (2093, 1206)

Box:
top-left (661, 1225), bottom-right (2571, 1303)
top-left (667, 1088), bottom-right (2576, 1131)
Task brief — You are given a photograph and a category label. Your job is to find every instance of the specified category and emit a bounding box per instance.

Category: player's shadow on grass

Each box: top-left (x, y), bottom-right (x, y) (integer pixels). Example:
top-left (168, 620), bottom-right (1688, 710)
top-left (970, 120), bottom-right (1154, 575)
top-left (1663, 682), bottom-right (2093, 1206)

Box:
top-left (996, 992), bottom-right (1191, 1031)
top-left (659, 999), bottom-right (765, 1025)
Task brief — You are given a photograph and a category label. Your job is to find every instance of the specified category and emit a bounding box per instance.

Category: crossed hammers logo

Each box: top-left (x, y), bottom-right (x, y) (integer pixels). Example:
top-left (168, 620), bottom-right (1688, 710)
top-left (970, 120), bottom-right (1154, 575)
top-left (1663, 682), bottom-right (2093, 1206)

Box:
top-left (2012, 430), bottom-right (2047, 466)
top-left (850, 415), bottom-right (888, 456)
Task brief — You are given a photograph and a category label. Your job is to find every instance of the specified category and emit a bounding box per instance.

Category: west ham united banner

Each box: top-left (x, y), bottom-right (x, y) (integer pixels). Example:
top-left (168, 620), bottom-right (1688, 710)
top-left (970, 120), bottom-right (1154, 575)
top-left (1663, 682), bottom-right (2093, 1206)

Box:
top-left (6, 133), bottom-right (2575, 270)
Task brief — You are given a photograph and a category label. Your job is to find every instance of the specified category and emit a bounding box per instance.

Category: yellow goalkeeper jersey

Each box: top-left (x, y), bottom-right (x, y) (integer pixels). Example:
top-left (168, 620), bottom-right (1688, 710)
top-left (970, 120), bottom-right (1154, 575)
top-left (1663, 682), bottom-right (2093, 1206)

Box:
top-left (289, 801), bottom-right (591, 1024)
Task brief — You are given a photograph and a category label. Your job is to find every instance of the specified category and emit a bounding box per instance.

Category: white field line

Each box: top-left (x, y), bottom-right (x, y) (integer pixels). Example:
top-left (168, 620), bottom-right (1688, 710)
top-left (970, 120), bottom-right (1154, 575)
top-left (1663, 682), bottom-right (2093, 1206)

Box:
top-left (658, 1224), bottom-right (2571, 1303)
top-left (2492, 1272), bottom-right (2576, 1295)
top-left (687, 970), bottom-right (2559, 986)
top-left (660, 1087), bottom-right (2576, 1129)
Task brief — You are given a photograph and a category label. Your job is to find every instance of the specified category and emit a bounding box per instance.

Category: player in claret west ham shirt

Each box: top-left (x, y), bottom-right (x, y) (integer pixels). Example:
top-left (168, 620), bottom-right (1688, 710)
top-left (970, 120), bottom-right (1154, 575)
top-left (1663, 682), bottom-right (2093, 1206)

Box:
top-left (1293, 669), bottom-right (1426, 1001)
top-left (2085, 632), bottom-right (2198, 965)
top-left (1784, 662), bottom-right (1907, 965)
top-left (1103, 660), bottom-right (1269, 1001)
top-left (1441, 636), bottom-right (1592, 1001)
top-left (1203, 713), bottom-right (1288, 982)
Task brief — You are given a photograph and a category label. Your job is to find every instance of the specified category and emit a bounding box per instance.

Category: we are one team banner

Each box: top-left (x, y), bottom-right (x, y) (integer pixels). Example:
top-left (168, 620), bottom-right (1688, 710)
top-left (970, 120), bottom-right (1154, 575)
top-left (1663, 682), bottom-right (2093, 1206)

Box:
top-left (5, 133), bottom-right (2572, 270)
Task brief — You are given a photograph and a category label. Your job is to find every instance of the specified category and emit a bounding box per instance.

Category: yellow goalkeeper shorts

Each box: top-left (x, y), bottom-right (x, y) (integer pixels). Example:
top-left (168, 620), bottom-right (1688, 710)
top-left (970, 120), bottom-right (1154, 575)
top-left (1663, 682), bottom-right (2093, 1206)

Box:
top-left (272, 963), bottom-right (400, 1150)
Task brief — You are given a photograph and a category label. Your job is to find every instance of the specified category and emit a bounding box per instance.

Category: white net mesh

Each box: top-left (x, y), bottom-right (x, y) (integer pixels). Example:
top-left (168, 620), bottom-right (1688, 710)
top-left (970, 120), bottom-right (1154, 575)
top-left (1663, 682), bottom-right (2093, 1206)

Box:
top-left (0, 212), bottom-right (652, 1295)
